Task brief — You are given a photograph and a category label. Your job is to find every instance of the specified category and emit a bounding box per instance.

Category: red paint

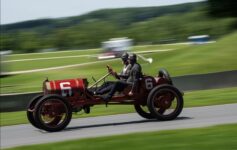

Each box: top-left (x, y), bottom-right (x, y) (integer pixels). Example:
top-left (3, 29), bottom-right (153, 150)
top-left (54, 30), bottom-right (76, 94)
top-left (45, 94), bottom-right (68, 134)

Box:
top-left (45, 78), bottom-right (86, 97)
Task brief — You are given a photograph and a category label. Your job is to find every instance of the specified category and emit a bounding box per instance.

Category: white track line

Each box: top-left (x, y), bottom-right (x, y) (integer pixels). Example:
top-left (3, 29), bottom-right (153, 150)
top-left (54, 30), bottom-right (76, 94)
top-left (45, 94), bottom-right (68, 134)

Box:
top-left (10, 48), bottom-right (100, 56)
top-left (1, 59), bottom-right (118, 75)
top-left (135, 49), bottom-right (175, 54)
top-left (4, 49), bottom-right (175, 63)
top-left (9, 42), bottom-right (186, 57)
top-left (1, 49), bottom-right (176, 75)
top-left (132, 42), bottom-right (190, 48)
top-left (3, 54), bottom-right (97, 63)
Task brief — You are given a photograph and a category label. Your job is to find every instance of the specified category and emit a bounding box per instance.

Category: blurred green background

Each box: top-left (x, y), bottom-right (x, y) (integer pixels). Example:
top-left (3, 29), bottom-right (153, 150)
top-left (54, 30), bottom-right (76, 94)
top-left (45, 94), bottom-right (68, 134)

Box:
top-left (1, 1), bottom-right (237, 53)
top-left (1, 1), bottom-right (237, 149)
top-left (0, 0), bottom-right (237, 126)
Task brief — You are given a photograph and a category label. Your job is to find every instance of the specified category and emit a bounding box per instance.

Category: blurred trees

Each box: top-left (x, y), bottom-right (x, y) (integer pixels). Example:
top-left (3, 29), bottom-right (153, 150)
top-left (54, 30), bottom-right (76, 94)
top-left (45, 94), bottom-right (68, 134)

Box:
top-left (208, 0), bottom-right (237, 17)
top-left (1, 2), bottom-right (237, 53)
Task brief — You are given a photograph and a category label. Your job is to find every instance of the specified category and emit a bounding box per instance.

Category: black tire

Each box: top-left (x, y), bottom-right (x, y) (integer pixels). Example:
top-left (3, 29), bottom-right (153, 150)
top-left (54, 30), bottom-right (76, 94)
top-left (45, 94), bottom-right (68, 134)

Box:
top-left (147, 84), bottom-right (183, 121)
top-left (34, 94), bottom-right (72, 132)
top-left (158, 68), bottom-right (173, 85)
top-left (26, 94), bottom-right (43, 129)
top-left (134, 104), bottom-right (154, 119)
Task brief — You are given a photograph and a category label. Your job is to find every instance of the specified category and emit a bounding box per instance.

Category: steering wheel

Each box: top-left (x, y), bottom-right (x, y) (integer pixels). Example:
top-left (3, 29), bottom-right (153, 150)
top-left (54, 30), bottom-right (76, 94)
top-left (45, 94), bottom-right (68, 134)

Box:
top-left (107, 65), bottom-right (117, 75)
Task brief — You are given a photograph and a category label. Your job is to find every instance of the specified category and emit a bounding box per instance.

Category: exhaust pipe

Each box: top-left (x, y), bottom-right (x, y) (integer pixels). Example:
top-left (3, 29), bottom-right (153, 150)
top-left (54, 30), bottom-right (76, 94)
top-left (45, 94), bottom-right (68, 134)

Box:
top-left (137, 54), bottom-right (153, 63)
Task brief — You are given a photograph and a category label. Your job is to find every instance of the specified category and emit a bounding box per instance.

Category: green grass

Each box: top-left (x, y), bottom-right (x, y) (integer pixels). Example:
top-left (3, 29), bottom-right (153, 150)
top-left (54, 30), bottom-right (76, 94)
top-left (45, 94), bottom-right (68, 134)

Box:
top-left (1, 87), bottom-right (237, 126)
top-left (7, 48), bottom-right (101, 60)
top-left (3, 123), bottom-right (237, 150)
top-left (5, 44), bottom-right (187, 71)
top-left (1, 32), bottom-right (237, 94)
top-left (7, 44), bottom-right (186, 61)
top-left (7, 56), bottom-right (97, 71)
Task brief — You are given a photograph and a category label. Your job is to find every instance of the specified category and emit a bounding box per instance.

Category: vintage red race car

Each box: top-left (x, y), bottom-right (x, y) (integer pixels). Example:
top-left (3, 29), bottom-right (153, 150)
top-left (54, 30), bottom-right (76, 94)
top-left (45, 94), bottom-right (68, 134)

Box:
top-left (27, 68), bottom-right (184, 132)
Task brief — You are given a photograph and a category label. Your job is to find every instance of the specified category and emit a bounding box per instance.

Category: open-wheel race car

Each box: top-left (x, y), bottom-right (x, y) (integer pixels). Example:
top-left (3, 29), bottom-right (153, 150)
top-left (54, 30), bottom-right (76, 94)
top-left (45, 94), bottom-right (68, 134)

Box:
top-left (27, 67), bottom-right (184, 132)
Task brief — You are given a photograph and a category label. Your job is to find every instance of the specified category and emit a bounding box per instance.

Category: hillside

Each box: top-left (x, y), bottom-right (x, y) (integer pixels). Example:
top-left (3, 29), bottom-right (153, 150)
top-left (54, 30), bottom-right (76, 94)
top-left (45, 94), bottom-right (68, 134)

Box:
top-left (1, 1), bottom-right (236, 53)
top-left (1, 2), bottom-right (205, 32)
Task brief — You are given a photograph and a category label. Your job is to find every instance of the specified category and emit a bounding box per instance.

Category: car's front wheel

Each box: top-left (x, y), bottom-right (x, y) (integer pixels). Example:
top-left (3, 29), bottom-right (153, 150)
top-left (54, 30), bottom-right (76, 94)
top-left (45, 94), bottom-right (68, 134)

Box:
top-left (27, 94), bottom-right (43, 129)
top-left (34, 94), bottom-right (72, 132)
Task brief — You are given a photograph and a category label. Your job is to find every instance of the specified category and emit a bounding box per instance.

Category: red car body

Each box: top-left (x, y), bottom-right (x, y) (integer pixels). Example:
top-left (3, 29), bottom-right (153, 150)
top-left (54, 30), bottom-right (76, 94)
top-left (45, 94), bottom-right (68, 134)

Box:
top-left (27, 69), bottom-right (183, 132)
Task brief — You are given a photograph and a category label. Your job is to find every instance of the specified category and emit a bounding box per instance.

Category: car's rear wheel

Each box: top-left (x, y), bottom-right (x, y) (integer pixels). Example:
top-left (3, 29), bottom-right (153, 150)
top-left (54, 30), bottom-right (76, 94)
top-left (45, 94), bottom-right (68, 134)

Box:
top-left (27, 94), bottom-right (43, 129)
top-left (147, 85), bottom-right (183, 120)
top-left (134, 104), bottom-right (154, 119)
top-left (34, 95), bottom-right (72, 132)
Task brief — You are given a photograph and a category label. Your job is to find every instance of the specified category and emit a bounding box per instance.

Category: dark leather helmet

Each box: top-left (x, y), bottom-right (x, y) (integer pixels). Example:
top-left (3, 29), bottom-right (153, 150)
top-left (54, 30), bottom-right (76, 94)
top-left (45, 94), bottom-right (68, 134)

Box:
top-left (128, 53), bottom-right (137, 63)
top-left (121, 52), bottom-right (129, 62)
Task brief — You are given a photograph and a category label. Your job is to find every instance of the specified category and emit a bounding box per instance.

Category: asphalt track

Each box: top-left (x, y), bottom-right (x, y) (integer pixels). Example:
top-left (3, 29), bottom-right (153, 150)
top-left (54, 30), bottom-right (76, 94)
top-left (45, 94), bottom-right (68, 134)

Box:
top-left (1, 103), bottom-right (237, 149)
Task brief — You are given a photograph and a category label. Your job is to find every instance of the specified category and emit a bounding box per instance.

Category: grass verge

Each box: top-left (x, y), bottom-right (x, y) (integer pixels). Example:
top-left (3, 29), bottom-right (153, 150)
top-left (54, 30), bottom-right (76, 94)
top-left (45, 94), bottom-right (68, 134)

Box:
top-left (3, 123), bottom-right (237, 150)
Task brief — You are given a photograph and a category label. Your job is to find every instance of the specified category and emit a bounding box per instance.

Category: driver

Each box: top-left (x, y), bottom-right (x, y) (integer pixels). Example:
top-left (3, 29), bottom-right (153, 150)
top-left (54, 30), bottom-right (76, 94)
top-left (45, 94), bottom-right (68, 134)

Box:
top-left (92, 52), bottom-right (131, 95)
top-left (99, 53), bottom-right (142, 102)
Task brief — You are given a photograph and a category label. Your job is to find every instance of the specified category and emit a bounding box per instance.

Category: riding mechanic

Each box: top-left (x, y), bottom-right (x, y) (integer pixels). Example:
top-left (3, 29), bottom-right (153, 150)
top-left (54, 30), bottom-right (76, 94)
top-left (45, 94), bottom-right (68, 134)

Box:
top-left (91, 52), bottom-right (132, 95)
top-left (99, 53), bottom-right (143, 102)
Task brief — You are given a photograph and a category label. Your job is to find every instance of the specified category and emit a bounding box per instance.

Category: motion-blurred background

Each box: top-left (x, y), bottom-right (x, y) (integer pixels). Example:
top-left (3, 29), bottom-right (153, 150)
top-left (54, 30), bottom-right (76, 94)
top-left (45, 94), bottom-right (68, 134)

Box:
top-left (1, 0), bottom-right (237, 149)
top-left (1, 0), bottom-right (237, 94)
top-left (1, 0), bottom-right (236, 53)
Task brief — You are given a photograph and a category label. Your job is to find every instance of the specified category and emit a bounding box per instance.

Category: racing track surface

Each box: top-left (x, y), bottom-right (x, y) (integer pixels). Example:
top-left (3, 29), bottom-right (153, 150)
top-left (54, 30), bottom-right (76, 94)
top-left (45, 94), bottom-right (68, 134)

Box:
top-left (1, 103), bottom-right (237, 148)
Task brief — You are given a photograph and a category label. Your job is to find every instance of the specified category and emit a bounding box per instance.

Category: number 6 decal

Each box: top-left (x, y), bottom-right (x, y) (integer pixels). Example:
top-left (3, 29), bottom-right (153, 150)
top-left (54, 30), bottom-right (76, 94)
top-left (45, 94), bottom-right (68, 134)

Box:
top-left (60, 82), bottom-right (72, 97)
top-left (145, 78), bottom-right (153, 90)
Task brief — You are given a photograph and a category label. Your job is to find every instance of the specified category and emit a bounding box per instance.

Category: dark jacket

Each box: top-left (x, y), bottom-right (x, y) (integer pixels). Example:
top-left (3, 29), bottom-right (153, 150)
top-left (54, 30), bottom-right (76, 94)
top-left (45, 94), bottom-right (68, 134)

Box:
top-left (126, 63), bottom-right (143, 92)
top-left (117, 64), bottom-right (132, 80)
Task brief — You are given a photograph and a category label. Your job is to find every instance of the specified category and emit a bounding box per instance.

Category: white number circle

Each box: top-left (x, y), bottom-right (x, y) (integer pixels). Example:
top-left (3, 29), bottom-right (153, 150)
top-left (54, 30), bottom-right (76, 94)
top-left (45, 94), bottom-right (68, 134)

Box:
top-left (145, 78), bottom-right (153, 90)
top-left (60, 82), bottom-right (72, 97)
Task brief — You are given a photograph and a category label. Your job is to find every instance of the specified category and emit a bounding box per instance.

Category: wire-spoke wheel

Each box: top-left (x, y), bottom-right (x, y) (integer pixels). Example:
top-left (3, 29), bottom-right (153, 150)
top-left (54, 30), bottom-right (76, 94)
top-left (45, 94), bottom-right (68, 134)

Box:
top-left (147, 85), bottom-right (183, 120)
top-left (34, 95), bottom-right (72, 132)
